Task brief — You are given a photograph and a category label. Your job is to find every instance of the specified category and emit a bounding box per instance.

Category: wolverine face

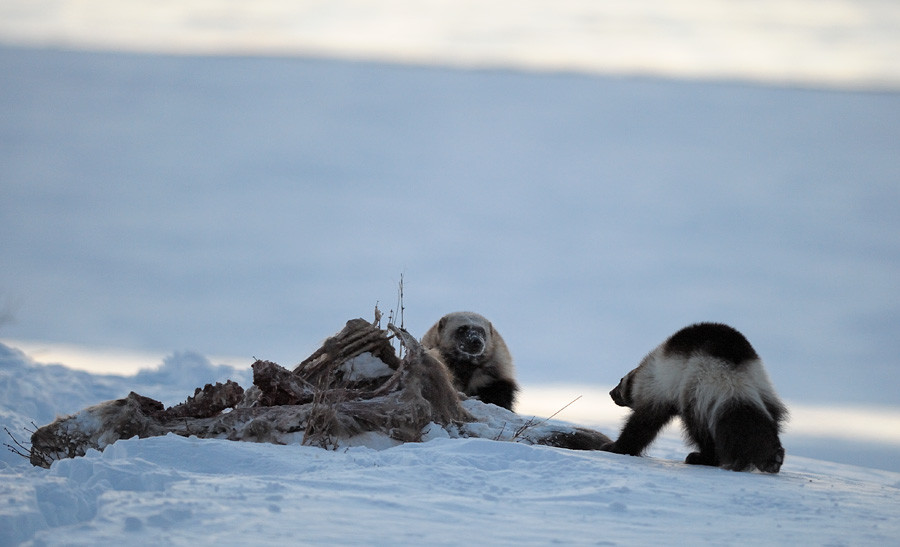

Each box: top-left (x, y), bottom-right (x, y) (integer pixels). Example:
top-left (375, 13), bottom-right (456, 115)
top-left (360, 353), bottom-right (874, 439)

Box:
top-left (610, 371), bottom-right (634, 407)
top-left (439, 315), bottom-right (489, 360)
top-left (454, 324), bottom-right (487, 356)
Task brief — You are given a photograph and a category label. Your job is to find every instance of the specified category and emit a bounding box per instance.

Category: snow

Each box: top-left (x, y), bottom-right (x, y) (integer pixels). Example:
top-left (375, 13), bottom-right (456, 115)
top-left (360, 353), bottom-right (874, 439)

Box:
top-left (3, 345), bottom-right (900, 545)
top-left (1, 3), bottom-right (900, 544)
top-left (340, 352), bottom-right (395, 382)
top-left (5, 434), bottom-right (900, 546)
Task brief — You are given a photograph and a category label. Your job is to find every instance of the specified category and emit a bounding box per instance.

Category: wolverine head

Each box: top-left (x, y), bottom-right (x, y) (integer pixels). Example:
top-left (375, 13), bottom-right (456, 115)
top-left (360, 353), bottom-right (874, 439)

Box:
top-left (436, 312), bottom-right (492, 362)
top-left (610, 370), bottom-right (635, 408)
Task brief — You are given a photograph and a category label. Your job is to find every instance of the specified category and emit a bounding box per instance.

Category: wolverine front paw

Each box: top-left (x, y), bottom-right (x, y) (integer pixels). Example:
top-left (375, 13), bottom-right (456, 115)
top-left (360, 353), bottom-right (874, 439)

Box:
top-left (685, 451), bottom-right (718, 466)
top-left (758, 446), bottom-right (785, 473)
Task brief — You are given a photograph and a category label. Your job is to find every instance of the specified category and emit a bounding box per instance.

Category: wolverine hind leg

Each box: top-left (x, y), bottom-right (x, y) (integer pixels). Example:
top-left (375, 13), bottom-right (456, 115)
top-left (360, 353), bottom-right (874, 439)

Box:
top-left (715, 404), bottom-right (784, 473)
top-left (681, 412), bottom-right (719, 467)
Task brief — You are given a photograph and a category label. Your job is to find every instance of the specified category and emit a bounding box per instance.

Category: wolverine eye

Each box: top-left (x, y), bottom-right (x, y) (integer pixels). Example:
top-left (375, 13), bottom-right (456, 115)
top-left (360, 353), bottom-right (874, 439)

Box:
top-left (457, 325), bottom-right (485, 338)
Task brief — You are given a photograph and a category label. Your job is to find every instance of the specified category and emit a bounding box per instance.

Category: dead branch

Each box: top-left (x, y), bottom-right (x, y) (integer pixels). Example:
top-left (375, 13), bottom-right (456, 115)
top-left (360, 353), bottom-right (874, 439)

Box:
top-left (163, 380), bottom-right (245, 419)
top-left (4, 426), bottom-right (32, 460)
top-left (251, 360), bottom-right (317, 406)
top-left (295, 318), bottom-right (400, 380)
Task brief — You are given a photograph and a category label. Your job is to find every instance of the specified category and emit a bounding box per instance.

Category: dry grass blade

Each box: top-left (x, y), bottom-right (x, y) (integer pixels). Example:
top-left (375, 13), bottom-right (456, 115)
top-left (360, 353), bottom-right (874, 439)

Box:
top-left (512, 396), bottom-right (582, 440)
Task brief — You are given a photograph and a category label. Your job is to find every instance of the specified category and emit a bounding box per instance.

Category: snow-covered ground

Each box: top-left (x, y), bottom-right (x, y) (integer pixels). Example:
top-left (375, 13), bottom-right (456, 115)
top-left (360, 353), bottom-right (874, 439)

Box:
top-left (6, 434), bottom-right (900, 545)
top-left (2, 345), bottom-right (900, 545)
top-left (1, 3), bottom-right (899, 543)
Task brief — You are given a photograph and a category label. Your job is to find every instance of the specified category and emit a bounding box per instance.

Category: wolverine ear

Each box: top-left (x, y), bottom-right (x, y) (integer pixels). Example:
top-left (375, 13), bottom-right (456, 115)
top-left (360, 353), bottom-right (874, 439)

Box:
top-left (438, 317), bottom-right (447, 332)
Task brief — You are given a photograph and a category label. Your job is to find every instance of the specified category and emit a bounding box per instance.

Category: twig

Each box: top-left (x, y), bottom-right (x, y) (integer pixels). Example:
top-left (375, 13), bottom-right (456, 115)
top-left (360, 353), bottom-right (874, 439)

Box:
top-left (512, 417), bottom-right (540, 439)
top-left (301, 357), bottom-right (343, 448)
top-left (492, 422), bottom-right (509, 441)
top-left (387, 274), bottom-right (407, 358)
top-left (4, 426), bottom-right (32, 461)
top-left (397, 273), bottom-right (405, 329)
top-left (544, 395), bottom-right (582, 421)
top-left (511, 396), bottom-right (583, 441)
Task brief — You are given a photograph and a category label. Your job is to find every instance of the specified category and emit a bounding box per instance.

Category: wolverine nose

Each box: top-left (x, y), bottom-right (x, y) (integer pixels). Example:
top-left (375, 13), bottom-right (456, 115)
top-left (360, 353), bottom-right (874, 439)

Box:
top-left (609, 387), bottom-right (625, 407)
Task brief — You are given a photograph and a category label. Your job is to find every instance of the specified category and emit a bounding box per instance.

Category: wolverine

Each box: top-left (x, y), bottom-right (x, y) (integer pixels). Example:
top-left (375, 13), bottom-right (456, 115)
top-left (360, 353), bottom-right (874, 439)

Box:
top-left (603, 322), bottom-right (787, 473)
top-left (421, 312), bottom-right (519, 411)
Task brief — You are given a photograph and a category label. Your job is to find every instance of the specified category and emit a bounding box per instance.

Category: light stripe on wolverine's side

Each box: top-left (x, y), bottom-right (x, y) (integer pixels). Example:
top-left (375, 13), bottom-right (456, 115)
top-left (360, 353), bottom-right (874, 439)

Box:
top-left (605, 322), bottom-right (787, 473)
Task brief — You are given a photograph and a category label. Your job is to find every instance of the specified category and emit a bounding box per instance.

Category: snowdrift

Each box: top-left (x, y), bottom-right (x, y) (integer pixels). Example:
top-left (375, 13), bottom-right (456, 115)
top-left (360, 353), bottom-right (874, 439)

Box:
top-left (4, 431), bottom-right (899, 545)
top-left (3, 330), bottom-right (900, 545)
